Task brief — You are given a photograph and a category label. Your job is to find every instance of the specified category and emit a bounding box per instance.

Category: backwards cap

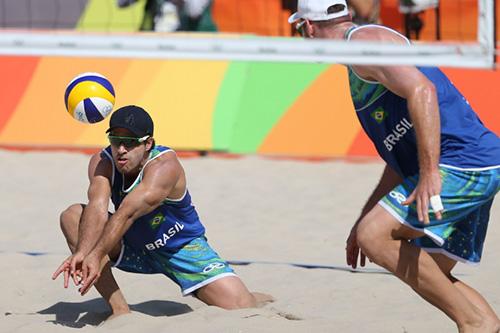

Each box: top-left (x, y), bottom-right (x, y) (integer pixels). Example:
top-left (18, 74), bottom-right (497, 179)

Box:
top-left (106, 105), bottom-right (154, 137)
top-left (288, 0), bottom-right (349, 23)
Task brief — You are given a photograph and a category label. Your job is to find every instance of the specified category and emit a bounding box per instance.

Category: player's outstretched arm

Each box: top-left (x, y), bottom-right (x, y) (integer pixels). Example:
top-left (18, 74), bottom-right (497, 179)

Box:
top-left (52, 153), bottom-right (112, 286)
top-left (77, 153), bottom-right (113, 255)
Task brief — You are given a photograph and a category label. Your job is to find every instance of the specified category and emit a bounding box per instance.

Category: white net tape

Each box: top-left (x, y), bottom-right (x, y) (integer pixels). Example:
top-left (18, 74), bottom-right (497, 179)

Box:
top-left (0, 0), bottom-right (495, 69)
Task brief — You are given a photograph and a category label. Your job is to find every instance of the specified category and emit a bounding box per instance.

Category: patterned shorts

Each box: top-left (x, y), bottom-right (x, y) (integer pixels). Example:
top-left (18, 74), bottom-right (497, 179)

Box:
top-left (379, 166), bottom-right (499, 264)
top-left (112, 236), bottom-right (236, 295)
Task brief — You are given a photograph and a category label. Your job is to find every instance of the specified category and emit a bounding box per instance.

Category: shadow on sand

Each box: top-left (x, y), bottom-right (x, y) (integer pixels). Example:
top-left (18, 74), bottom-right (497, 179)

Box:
top-left (38, 298), bottom-right (193, 328)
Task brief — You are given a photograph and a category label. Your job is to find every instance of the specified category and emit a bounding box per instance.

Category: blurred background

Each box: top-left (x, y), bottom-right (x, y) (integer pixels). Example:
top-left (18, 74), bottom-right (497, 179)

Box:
top-left (0, 0), bottom-right (498, 158)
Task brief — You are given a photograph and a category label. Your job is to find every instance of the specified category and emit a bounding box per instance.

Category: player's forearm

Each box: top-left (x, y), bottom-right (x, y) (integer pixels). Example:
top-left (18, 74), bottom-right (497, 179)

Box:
top-left (91, 186), bottom-right (166, 257)
top-left (91, 222), bottom-right (124, 258)
top-left (407, 84), bottom-right (441, 174)
top-left (75, 204), bottom-right (108, 255)
top-left (91, 209), bottom-right (137, 258)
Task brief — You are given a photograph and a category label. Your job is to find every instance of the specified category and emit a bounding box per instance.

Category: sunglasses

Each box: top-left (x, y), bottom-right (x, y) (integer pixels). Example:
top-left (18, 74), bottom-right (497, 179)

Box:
top-left (108, 135), bottom-right (149, 148)
top-left (295, 20), bottom-right (307, 37)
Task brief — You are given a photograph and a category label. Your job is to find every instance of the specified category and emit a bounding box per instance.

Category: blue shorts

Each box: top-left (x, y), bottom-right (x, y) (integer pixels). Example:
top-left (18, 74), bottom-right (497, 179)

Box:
top-left (379, 166), bottom-right (499, 264)
top-left (112, 236), bottom-right (236, 295)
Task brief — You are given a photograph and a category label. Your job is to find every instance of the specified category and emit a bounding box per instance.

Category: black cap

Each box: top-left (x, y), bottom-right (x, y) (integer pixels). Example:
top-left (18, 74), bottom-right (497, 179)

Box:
top-left (106, 105), bottom-right (154, 137)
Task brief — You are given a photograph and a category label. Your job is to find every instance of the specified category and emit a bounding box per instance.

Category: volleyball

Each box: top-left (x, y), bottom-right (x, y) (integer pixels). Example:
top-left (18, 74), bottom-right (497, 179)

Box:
top-left (64, 72), bottom-right (115, 124)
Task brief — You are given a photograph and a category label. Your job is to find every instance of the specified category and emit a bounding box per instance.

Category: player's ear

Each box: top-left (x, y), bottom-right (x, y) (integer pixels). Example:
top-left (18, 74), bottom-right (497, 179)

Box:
top-left (145, 137), bottom-right (154, 152)
top-left (305, 20), bottom-right (315, 38)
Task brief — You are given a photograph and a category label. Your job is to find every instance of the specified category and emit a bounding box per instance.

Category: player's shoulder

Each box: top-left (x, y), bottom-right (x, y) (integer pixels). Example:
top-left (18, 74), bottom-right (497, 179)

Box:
top-left (90, 150), bottom-right (110, 166)
top-left (142, 150), bottom-right (183, 185)
top-left (86, 150), bottom-right (113, 180)
top-left (145, 149), bottom-right (181, 172)
top-left (350, 25), bottom-right (407, 44)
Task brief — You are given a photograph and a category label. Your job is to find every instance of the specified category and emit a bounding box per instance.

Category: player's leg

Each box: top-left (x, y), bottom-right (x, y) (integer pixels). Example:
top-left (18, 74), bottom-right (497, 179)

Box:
top-left (356, 205), bottom-right (496, 332)
top-left (59, 204), bottom-right (130, 317)
top-left (430, 253), bottom-right (500, 324)
top-left (195, 275), bottom-right (274, 309)
top-left (196, 276), bottom-right (254, 309)
top-left (163, 237), bottom-right (273, 309)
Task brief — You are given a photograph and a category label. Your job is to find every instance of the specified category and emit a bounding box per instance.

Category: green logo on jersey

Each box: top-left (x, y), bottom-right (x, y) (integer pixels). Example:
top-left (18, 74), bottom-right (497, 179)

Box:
top-left (149, 213), bottom-right (166, 230)
top-left (371, 107), bottom-right (388, 124)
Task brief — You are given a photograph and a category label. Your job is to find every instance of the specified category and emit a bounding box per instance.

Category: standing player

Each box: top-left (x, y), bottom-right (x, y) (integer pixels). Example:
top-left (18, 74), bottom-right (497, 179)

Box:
top-left (289, 0), bottom-right (500, 332)
top-left (53, 105), bottom-right (272, 319)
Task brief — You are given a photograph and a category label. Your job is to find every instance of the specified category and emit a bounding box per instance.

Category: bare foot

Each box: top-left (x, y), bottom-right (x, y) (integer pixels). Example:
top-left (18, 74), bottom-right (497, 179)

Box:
top-left (252, 292), bottom-right (275, 308)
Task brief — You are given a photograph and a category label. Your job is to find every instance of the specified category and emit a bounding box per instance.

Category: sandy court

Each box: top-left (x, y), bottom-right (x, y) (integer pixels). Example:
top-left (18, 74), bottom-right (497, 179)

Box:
top-left (0, 149), bottom-right (499, 332)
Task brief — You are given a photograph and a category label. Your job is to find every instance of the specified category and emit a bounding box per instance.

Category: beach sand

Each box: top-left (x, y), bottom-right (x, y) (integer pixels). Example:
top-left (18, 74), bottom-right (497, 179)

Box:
top-left (1, 150), bottom-right (498, 332)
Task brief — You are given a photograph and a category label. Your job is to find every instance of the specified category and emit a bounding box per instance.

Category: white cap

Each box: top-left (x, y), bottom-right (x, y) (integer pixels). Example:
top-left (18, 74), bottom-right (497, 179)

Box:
top-left (288, 0), bottom-right (349, 23)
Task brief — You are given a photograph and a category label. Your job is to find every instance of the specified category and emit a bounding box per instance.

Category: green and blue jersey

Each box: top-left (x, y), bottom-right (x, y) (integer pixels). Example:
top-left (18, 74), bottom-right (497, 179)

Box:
top-left (102, 145), bottom-right (206, 252)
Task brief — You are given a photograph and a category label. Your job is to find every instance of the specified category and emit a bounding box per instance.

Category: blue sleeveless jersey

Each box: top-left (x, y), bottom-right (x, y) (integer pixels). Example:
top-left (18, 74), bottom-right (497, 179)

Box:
top-left (346, 25), bottom-right (500, 177)
top-left (102, 145), bottom-right (205, 252)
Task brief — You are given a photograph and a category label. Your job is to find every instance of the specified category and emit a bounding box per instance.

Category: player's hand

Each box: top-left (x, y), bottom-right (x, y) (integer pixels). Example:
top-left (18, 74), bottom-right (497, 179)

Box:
top-left (52, 256), bottom-right (72, 288)
top-left (69, 252), bottom-right (85, 285)
top-left (402, 169), bottom-right (442, 224)
top-left (346, 225), bottom-right (366, 269)
top-left (78, 251), bottom-right (103, 296)
top-left (52, 252), bottom-right (85, 288)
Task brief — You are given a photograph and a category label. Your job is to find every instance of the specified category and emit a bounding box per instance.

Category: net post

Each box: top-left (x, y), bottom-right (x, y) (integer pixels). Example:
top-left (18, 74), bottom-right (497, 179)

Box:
top-left (478, 0), bottom-right (495, 68)
top-left (494, 0), bottom-right (497, 69)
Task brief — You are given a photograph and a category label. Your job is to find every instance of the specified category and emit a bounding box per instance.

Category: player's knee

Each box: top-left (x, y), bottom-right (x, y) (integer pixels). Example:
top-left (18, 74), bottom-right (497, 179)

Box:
top-left (197, 278), bottom-right (257, 309)
top-left (356, 218), bottom-right (382, 259)
top-left (59, 204), bottom-right (83, 236)
top-left (222, 291), bottom-right (256, 309)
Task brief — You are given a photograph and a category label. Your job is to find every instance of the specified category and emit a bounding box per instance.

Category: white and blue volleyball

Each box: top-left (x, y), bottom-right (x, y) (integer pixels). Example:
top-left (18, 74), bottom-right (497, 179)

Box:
top-left (64, 72), bottom-right (115, 124)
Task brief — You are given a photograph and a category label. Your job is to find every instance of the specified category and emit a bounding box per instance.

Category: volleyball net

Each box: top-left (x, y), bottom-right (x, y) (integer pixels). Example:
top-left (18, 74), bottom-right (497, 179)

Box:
top-left (0, 0), bottom-right (496, 69)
